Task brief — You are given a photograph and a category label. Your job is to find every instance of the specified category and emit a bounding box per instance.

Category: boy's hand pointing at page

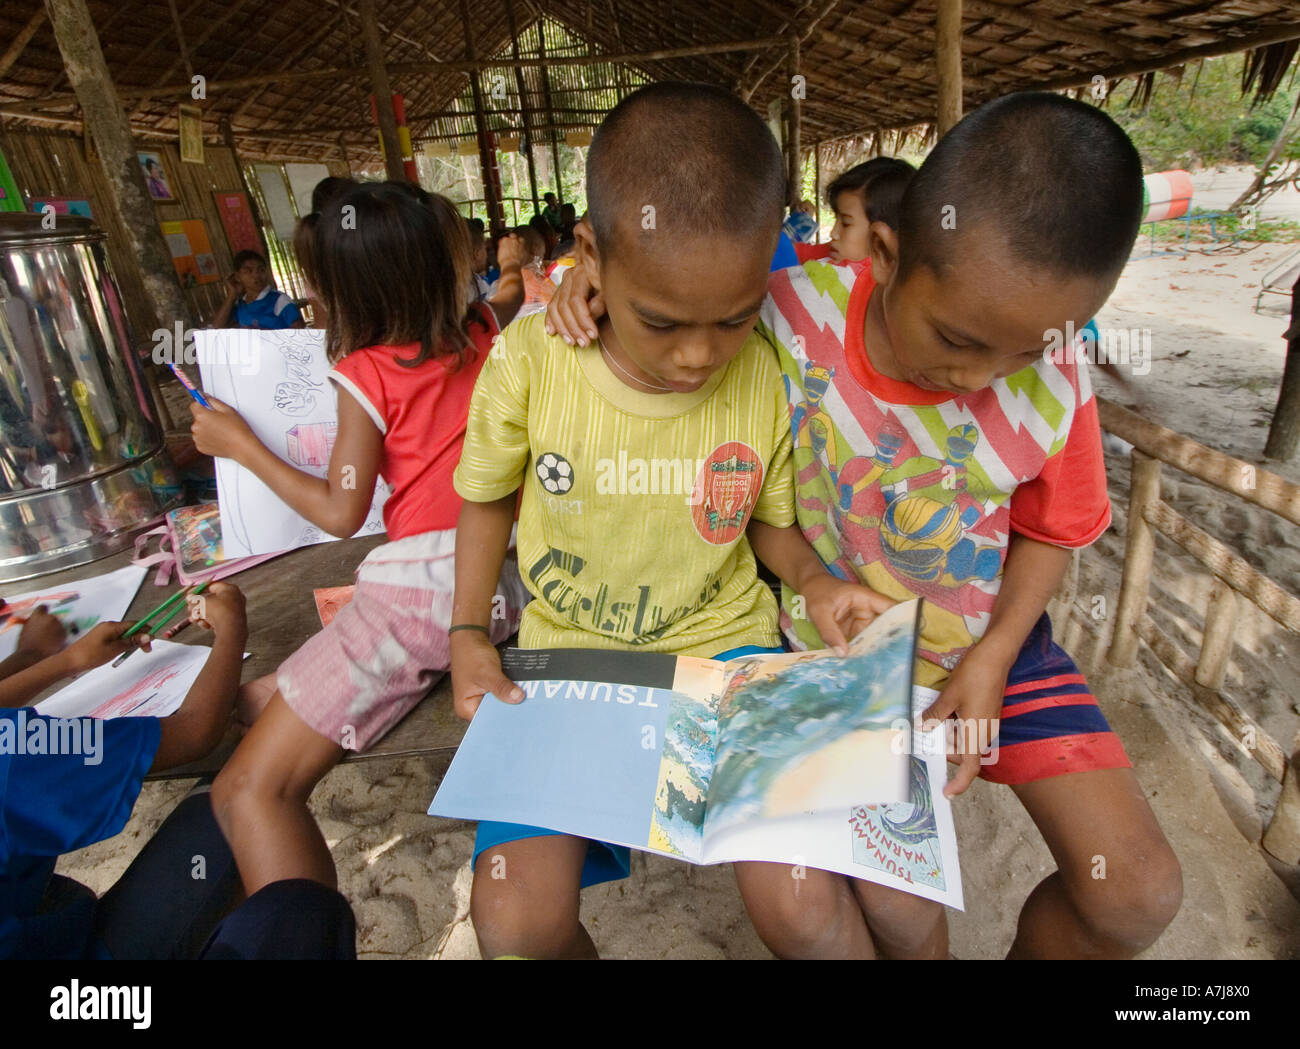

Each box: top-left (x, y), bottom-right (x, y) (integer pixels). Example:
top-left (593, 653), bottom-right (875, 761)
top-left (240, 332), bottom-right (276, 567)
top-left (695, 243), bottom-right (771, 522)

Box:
top-left (450, 630), bottom-right (525, 721)
top-left (799, 575), bottom-right (898, 655)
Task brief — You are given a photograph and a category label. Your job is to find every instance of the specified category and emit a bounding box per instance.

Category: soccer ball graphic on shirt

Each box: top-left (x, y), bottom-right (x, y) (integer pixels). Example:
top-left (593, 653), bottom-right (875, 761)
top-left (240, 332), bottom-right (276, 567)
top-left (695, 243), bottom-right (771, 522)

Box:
top-left (536, 452), bottom-right (574, 494)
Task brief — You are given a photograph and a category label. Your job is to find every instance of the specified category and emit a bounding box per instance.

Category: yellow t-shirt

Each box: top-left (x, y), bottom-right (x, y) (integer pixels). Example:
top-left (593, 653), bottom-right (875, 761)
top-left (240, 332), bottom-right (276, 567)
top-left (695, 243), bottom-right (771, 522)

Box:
top-left (454, 313), bottom-right (796, 657)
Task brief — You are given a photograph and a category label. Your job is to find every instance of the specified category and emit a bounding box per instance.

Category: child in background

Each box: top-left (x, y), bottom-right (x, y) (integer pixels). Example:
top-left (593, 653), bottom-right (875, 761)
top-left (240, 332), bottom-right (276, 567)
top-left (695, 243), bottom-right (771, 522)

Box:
top-left (190, 182), bottom-right (530, 898)
top-left (782, 198), bottom-right (819, 244)
top-left (798, 156), bottom-right (914, 264)
top-left (451, 83), bottom-right (893, 960)
top-left (513, 223), bottom-right (556, 318)
top-left (546, 92), bottom-right (1181, 960)
top-left (211, 249), bottom-right (306, 330)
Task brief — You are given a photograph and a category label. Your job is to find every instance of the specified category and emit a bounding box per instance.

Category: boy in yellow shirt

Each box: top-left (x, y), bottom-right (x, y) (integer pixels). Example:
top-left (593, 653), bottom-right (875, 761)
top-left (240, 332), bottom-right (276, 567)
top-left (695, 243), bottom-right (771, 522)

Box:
top-left (450, 83), bottom-right (894, 959)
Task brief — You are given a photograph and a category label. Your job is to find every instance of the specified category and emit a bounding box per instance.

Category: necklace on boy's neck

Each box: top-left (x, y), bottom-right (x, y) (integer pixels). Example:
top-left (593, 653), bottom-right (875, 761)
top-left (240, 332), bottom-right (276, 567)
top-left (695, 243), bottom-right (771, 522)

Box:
top-left (598, 335), bottom-right (674, 392)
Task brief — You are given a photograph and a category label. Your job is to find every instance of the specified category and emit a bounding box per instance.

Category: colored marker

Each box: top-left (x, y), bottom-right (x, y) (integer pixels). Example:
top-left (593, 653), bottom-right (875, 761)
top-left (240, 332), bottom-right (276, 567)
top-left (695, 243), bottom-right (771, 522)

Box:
top-left (168, 362), bottom-right (211, 408)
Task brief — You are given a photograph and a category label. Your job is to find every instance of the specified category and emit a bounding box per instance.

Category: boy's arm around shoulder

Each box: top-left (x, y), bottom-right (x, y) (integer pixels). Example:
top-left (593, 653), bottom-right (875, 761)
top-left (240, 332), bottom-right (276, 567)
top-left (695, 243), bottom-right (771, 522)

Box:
top-left (746, 355), bottom-right (896, 652)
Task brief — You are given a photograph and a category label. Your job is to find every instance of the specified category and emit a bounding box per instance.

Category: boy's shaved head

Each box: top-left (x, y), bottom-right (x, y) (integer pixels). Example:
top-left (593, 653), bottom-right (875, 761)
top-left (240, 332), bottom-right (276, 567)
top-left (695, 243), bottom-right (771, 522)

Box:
top-left (587, 82), bottom-right (786, 256)
top-left (899, 92), bottom-right (1143, 282)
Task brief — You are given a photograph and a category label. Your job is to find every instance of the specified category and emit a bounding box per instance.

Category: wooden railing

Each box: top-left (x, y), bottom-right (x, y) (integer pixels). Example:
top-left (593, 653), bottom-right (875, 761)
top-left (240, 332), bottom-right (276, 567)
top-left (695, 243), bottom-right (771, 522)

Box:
top-left (1099, 397), bottom-right (1300, 864)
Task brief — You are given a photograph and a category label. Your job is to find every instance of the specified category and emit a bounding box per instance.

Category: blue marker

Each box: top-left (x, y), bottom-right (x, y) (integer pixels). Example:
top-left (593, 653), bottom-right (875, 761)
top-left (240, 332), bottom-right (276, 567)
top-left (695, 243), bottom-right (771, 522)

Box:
top-left (168, 362), bottom-right (211, 408)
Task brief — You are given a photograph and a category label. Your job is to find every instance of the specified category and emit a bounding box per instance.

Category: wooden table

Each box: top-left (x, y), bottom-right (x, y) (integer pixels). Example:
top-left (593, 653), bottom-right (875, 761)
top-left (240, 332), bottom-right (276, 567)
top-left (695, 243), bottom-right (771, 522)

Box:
top-left (17, 535), bottom-right (471, 780)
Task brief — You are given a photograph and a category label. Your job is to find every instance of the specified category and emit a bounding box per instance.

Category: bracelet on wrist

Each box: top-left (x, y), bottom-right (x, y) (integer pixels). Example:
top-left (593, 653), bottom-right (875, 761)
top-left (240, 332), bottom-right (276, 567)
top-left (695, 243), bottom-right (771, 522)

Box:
top-left (448, 623), bottom-right (490, 636)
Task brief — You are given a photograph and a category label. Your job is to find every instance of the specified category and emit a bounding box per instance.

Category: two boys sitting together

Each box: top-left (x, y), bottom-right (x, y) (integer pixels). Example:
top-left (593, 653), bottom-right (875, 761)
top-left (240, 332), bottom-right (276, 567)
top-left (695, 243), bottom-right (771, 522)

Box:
top-left (450, 83), bottom-right (1181, 959)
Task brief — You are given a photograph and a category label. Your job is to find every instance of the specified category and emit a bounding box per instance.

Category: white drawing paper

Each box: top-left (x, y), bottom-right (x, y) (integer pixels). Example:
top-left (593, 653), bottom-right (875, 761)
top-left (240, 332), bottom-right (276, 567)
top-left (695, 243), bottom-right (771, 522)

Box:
top-left (35, 639), bottom-right (211, 719)
top-left (193, 328), bottom-right (387, 557)
top-left (0, 563), bottom-right (147, 662)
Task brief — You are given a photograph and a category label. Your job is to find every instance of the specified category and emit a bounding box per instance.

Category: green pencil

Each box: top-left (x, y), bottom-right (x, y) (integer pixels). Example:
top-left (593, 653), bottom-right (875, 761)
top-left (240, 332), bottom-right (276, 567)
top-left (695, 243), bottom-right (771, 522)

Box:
top-left (121, 581), bottom-right (208, 639)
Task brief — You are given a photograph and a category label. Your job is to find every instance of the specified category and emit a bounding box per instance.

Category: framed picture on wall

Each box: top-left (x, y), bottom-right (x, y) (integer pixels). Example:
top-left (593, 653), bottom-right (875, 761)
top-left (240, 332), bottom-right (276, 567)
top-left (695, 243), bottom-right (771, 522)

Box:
top-left (213, 190), bottom-right (263, 257)
top-left (138, 151), bottom-right (174, 200)
top-left (178, 105), bottom-right (204, 165)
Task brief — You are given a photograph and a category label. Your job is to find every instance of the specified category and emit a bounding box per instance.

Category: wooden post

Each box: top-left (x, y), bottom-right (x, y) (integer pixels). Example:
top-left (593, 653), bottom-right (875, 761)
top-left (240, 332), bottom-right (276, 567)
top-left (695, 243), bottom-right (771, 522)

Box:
top-left (1262, 733), bottom-right (1300, 865)
top-left (536, 20), bottom-right (564, 205)
top-left (0, 9), bottom-right (46, 81)
top-left (459, 0), bottom-right (502, 233)
top-left (358, 0), bottom-right (405, 181)
top-left (813, 140), bottom-right (821, 231)
top-left (504, 0), bottom-right (540, 217)
top-left (1195, 579), bottom-right (1238, 690)
top-left (44, 0), bottom-right (193, 336)
top-left (1264, 272), bottom-right (1300, 462)
top-left (935, 0), bottom-right (963, 136)
top-left (787, 35), bottom-right (802, 209)
top-left (1108, 451), bottom-right (1162, 667)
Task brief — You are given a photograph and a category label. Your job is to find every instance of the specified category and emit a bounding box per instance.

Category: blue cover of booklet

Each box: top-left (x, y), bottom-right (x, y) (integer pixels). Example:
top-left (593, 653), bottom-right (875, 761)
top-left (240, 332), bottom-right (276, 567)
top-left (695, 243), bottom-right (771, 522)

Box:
top-left (430, 599), bottom-right (964, 908)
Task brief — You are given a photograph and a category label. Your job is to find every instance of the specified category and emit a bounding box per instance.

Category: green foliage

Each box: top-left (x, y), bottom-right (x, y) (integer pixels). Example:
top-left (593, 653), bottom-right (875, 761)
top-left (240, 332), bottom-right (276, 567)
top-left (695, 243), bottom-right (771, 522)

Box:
top-left (1142, 211), bottom-right (1300, 245)
top-left (1109, 54), bottom-right (1299, 171)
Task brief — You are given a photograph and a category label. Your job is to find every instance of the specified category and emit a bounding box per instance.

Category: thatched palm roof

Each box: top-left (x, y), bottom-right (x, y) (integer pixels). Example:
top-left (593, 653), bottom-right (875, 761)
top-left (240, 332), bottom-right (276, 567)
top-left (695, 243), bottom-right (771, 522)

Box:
top-left (1, 0), bottom-right (1298, 163)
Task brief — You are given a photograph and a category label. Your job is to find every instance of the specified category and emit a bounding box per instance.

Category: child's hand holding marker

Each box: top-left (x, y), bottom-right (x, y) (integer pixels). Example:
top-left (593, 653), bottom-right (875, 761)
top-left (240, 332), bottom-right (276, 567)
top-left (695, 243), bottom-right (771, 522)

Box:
top-left (66, 621), bottom-right (148, 671)
top-left (168, 362), bottom-right (211, 408)
top-left (189, 396), bottom-right (257, 461)
top-left (113, 582), bottom-right (209, 667)
top-left (15, 606), bottom-right (68, 660)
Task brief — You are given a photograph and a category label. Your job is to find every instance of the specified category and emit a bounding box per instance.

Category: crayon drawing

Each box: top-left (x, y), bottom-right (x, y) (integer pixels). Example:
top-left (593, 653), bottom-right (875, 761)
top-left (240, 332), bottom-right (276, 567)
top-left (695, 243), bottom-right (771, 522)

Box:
top-left (0, 564), bottom-right (147, 662)
top-left (35, 640), bottom-right (210, 720)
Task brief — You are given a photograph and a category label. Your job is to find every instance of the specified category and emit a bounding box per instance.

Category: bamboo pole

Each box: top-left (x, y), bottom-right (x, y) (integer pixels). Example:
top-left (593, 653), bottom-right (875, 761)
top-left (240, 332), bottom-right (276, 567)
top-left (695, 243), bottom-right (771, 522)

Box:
top-left (504, 0), bottom-right (541, 216)
top-left (1098, 397), bottom-right (1300, 527)
top-left (1108, 451), bottom-right (1161, 667)
top-left (10, 39), bottom-right (786, 114)
top-left (963, 0), bottom-right (1142, 61)
top-left (1262, 734), bottom-right (1300, 864)
top-left (0, 9), bottom-right (46, 81)
top-left (1135, 615), bottom-right (1286, 782)
top-left (1145, 499), bottom-right (1300, 632)
top-left (935, 0), bottom-right (964, 136)
top-left (220, 117), bottom-right (270, 259)
top-left (460, 0), bottom-right (501, 233)
top-left (358, 0), bottom-right (405, 181)
top-left (536, 19), bottom-right (563, 205)
top-left (1195, 579), bottom-right (1239, 690)
top-left (43, 0), bottom-right (193, 338)
top-left (787, 35), bottom-right (802, 209)
top-left (813, 141), bottom-right (821, 229)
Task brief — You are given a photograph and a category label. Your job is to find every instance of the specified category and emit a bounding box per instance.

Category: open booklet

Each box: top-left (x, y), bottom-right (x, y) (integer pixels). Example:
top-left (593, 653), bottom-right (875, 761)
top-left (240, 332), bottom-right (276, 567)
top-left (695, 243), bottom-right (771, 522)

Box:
top-left (430, 599), bottom-right (964, 908)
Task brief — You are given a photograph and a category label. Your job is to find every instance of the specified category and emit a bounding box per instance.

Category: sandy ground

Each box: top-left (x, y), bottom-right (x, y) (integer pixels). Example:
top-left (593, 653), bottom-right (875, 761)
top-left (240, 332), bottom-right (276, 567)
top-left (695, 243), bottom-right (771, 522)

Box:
top-left (55, 229), bottom-right (1300, 961)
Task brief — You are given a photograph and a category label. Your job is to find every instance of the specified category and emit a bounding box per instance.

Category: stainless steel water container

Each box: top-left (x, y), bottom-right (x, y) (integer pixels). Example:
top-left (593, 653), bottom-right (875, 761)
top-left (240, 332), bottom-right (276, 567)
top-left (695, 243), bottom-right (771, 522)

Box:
top-left (0, 213), bottom-right (180, 582)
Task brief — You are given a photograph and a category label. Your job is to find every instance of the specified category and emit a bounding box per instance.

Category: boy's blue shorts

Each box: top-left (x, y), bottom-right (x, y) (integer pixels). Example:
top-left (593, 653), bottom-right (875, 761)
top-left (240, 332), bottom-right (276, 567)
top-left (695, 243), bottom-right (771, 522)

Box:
top-left (471, 643), bottom-right (785, 888)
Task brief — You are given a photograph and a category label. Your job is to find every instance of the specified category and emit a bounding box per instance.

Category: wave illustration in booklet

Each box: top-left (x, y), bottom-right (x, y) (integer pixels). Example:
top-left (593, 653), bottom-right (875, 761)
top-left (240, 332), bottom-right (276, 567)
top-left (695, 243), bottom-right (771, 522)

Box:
top-left (431, 598), bottom-right (964, 907)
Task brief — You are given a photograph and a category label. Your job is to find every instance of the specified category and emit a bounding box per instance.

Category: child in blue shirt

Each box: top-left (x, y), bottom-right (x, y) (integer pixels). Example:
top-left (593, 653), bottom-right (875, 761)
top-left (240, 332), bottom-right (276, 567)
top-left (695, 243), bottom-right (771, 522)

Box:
top-left (0, 584), bottom-right (355, 959)
top-left (212, 250), bottom-right (304, 330)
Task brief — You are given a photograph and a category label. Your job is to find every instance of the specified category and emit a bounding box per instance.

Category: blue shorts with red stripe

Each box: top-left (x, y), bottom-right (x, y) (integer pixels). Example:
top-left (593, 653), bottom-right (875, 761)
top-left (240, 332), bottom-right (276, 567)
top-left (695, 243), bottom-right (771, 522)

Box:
top-left (980, 613), bottom-right (1131, 785)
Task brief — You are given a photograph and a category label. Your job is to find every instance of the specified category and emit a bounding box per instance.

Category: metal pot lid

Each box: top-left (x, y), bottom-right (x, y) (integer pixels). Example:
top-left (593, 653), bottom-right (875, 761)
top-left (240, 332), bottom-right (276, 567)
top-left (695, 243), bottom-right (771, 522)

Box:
top-left (0, 212), bottom-right (104, 246)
